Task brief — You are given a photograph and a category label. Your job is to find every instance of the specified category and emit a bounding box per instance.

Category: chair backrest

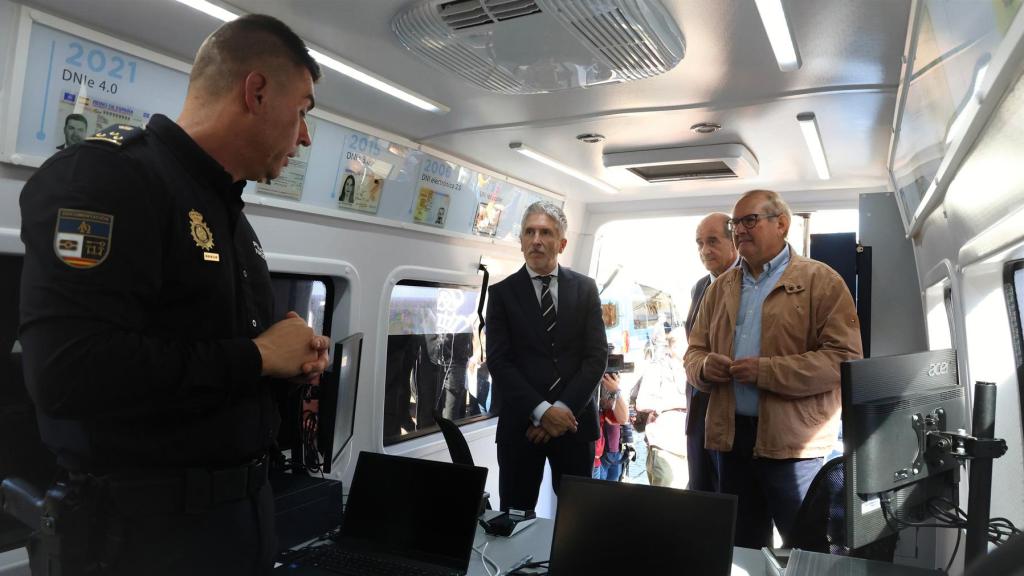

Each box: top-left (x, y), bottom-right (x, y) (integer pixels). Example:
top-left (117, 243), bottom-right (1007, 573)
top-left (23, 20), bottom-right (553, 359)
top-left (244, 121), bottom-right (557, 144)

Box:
top-left (784, 455), bottom-right (898, 561)
top-left (435, 414), bottom-right (474, 467)
top-left (785, 455), bottom-right (845, 553)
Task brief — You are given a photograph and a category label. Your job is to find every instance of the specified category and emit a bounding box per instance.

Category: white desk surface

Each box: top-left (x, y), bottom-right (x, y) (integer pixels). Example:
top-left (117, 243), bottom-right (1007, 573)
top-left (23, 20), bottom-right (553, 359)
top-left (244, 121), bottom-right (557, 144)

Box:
top-left (468, 517), bottom-right (766, 576)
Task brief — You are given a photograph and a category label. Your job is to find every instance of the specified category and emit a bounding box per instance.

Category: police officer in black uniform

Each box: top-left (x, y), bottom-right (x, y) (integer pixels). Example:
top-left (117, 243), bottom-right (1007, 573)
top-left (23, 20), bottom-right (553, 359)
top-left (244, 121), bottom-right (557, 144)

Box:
top-left (19, 15), bottom-right (327, 575)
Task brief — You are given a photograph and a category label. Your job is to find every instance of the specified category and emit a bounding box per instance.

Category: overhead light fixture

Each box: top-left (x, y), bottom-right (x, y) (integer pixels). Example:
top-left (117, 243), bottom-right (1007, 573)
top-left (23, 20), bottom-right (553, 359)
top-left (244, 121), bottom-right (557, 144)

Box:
top-left (797, 112), bottom-right (831, 180)
top-left (171, 0), bottom-right (448, 114)
top-left (306, 50), bottom-right (447, 113)
top-left (754, 0), bottom-right (801, 72)
top-left (173, 0), bottom-right (237, 21)
top-left (510, 142), bottom-right (618, 195)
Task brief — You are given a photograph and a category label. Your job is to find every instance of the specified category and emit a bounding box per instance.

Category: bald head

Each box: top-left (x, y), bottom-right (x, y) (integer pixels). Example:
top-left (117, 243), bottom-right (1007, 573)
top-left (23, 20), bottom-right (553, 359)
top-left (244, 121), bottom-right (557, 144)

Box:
top-left (695, 212), bottom-right (737, 276)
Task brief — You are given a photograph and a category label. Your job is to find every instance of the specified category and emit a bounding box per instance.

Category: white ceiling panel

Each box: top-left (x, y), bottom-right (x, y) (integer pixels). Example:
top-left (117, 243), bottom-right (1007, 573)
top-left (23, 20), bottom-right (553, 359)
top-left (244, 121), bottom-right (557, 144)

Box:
top-left (15, 0), bottom-right (912, 206)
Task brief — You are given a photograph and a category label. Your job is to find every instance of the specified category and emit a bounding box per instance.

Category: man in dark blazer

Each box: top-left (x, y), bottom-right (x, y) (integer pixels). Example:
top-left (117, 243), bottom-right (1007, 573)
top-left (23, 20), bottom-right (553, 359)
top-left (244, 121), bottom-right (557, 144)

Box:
top-left (685, 212), bottom-right (738, 491)
top-left (486, 201), bottom-right (608, 511)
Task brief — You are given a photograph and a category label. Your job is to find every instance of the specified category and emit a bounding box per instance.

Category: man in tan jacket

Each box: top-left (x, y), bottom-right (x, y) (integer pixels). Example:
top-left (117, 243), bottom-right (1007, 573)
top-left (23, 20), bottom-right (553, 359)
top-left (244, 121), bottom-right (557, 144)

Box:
top-left (683, 190), bottom-right (862, 549)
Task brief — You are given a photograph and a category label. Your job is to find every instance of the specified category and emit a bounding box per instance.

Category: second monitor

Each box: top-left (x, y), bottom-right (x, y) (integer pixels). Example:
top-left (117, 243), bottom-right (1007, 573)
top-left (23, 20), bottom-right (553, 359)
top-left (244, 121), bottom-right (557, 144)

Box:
top-left (842, 348), bottom-right (965, 549)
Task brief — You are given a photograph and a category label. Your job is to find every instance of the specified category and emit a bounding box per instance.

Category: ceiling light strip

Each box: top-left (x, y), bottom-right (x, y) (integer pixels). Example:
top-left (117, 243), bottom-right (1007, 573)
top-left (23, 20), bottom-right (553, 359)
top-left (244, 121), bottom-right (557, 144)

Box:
top-left (172, 0), bottom-right (448, 114)
top-left (174, 0), bottom-right (237, 21)
top-left (754, 0), bottom-right (801, 72)
top-left (797, 112), bottom-right (831, 180)
top-left (510, 142), bottom-right (618, 194)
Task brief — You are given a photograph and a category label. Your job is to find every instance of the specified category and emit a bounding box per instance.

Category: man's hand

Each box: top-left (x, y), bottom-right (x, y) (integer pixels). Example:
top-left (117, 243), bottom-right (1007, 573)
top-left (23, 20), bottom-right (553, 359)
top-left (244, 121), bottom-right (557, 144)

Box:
top-left (729, 357), bottom-right (759, 385)
top-left (601, 372), bottom-right (620, 393)
top-left (540, 405), bottom-right (577, 437)
top-left (253, 311), bottom-right (328, 379)
top-left (292, 334), bottom-right (331, 384)
top-left (526, 425), bottom-right (552, 444)
top-left (702, 353), bottom-right (733, 383)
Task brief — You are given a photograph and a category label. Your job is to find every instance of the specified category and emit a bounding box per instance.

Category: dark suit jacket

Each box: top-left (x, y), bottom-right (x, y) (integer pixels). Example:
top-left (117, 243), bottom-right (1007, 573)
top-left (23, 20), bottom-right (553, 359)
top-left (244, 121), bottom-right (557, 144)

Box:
top-left (684, 274), bottom-right (713, 434)
top-left (486, 265), bottom-right (608, 443)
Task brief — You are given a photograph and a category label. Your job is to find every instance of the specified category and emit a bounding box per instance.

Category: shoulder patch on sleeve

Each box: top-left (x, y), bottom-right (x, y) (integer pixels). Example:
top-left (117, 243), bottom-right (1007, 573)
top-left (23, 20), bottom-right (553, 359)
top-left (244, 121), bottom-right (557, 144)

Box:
top-left (86, 124), bottom-right (144, 147)
top-left (54, 208), bottom-right (113, 269)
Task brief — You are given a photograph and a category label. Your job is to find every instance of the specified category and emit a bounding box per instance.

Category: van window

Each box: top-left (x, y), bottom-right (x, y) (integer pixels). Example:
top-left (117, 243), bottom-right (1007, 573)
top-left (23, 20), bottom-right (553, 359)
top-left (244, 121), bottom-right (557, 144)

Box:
top-left (383, 280), bottom-right (489, 445)
top-left (269, 274), bottom-right (334, 473)
top-left (270, 274), bottom-right (332, 337)
top-left (924, 281), bottom-right (954, 350)
top-left (1006, 261), bottom-right (1024, 415)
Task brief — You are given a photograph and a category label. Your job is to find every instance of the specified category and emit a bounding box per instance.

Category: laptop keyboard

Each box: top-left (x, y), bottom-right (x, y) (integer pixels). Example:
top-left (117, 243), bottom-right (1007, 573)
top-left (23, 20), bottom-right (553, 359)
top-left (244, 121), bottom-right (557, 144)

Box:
top-left (297, 546), bottom-right (462, 576)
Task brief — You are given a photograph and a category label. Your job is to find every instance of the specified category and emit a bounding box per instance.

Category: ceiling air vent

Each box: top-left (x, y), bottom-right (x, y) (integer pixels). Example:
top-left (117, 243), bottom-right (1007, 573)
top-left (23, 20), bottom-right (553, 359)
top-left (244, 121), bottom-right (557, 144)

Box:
top-left (393, 0), bottom-right (685, 94)
top-left (603, 144), bottom-right (759, 183)
top-left (439, 0), bottom-right (542, 30)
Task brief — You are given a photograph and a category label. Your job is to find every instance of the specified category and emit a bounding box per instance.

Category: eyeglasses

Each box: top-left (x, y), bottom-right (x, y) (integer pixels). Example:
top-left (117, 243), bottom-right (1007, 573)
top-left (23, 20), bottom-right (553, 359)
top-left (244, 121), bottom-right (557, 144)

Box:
top-left (728, 212), bottom-right (779, 233)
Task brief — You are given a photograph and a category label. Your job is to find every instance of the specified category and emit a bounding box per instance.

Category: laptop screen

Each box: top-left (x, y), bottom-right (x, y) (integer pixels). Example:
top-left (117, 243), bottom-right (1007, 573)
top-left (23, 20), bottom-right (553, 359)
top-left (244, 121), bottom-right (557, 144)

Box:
top-left (340, 451), bottom-right (487, 571)
top-left (548, 476), bottom-right (737, 576)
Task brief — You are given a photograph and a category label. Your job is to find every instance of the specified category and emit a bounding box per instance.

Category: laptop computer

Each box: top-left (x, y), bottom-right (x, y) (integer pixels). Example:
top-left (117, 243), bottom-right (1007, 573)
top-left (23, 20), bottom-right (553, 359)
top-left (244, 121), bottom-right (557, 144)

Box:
top-left (548, 476), bottom-right (738, 576)
top-left (279, 451), bottom-right (487, 576)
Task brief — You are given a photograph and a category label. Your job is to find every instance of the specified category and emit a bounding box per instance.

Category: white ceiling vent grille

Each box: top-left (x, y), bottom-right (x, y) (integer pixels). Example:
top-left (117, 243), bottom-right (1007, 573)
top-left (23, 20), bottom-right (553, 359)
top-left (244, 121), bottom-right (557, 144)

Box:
top-left (439, 0), bottom-right (542, 30)
top-left (393, 0), bottom-right (685, 94)
top-left (547, 1), bottom-right (673, 80)
top-left (604, 144), bottom-right (760, 183)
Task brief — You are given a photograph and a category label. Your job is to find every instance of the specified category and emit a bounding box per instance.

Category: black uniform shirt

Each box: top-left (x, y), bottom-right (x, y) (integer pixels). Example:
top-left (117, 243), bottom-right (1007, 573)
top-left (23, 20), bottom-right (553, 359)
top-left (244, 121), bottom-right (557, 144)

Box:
top-left (19, 114), bottom-right (277, 471)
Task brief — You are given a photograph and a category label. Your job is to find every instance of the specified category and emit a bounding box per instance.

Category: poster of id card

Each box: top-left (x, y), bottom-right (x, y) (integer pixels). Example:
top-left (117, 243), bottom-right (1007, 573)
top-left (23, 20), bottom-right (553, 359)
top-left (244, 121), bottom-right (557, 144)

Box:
top-left (413, 187), bottom-right (451, 228)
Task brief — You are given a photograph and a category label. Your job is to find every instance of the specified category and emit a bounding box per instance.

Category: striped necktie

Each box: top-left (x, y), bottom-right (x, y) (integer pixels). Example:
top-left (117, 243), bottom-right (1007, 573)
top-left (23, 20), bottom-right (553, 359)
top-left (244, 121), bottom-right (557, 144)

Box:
top-left (537, 275), bottom-right (562, 399)
top-left (538, 275), bottom-right (557, 335)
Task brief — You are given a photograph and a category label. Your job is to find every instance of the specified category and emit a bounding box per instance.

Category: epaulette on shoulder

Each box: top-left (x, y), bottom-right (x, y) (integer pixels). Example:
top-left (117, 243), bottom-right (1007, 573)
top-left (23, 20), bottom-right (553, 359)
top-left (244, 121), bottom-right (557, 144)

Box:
top-left (85, 124), bottom-right (145, 148)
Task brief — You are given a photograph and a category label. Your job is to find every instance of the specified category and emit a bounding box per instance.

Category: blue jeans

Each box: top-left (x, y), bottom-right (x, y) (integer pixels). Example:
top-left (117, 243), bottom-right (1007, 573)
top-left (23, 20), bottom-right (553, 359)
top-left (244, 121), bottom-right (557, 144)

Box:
top-left (593, 450), bottom-right (624, 481)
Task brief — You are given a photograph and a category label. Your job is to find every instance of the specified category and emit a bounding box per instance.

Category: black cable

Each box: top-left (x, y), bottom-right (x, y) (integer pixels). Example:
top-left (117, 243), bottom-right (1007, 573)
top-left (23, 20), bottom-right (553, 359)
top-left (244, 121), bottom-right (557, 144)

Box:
top-left (881, 491), bottom-right (1020, 547)
top-left (945, 526), bottom-right (962, 574)
top-left (509, 559), bottom-right (549, 575)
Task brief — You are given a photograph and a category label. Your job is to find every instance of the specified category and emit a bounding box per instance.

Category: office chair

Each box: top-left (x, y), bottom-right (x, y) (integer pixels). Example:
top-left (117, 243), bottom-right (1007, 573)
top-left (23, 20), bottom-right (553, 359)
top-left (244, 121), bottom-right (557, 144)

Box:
top-left (435, 414), bottom-right (475, 467)
top-left (783, 455), bottom-right (897, 561)
top-left (434, 413), bottom-right (491, 511)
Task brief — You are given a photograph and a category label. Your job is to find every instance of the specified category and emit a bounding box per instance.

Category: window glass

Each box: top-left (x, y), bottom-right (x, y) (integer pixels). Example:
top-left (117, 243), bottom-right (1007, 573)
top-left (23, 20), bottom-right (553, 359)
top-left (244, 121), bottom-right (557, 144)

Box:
top-left (1015, 266), bottom-right (1024, 334)
top-left (925, 281), bottom-right (954, 350)
top-left (269, 274), bottom-right (333, 472)
top-left (270, 275), bottom-right (330, 336)
top-left (383, 280), bottom-right (488, 445)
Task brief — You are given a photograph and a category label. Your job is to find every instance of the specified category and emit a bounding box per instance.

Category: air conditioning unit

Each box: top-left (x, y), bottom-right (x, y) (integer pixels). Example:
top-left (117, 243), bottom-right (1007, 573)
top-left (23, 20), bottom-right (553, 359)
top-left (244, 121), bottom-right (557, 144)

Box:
top-left (603, 144), bottom-right (760, 182)
top-left (392, 0), bottom-right (685, 94)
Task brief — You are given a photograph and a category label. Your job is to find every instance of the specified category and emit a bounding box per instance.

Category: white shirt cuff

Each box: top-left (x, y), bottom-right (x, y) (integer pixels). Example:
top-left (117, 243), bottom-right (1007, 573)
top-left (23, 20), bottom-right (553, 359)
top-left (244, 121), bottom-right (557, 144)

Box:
top-left (531, 401), bottom-right (553, 426)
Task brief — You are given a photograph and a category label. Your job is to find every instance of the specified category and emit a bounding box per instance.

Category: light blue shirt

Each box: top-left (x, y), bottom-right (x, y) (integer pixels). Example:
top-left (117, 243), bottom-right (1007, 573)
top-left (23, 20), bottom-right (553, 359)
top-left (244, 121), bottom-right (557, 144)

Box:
top-left (733, 245), bottom-right (791, 416)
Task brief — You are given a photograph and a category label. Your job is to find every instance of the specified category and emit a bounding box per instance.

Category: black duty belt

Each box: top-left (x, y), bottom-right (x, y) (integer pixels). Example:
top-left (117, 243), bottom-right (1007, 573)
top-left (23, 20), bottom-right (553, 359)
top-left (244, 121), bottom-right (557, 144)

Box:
top-left (86, 455), bottom-right (268, 516)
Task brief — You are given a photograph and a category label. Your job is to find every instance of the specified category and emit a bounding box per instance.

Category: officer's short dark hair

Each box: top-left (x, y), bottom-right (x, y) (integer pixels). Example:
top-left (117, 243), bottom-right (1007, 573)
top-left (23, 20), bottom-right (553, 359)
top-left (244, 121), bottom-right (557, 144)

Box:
top-left (190, 14), bottom-right (321, 93)
top-left (64, 114), bottom-right (87, 128)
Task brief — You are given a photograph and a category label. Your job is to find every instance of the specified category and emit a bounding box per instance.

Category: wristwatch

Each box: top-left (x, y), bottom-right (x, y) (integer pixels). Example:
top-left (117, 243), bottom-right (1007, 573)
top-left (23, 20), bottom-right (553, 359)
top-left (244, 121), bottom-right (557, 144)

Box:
top-left (605, 389), bottom-right (620, 401)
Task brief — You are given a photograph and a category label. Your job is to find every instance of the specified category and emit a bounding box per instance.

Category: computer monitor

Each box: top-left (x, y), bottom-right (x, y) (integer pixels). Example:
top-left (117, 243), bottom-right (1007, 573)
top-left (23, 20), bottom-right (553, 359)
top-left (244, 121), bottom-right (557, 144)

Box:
top-left (548, 476), bottom-right (737, 575)
top-left (316, 333), bottom-right (362, 474)
top-left (842, 348), bottom-right (965, 549)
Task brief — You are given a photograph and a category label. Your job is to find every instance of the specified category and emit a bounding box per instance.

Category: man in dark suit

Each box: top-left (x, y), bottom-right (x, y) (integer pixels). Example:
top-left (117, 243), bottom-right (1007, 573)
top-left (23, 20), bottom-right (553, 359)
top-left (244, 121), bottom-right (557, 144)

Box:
top-left (685, 212), bottom-right (738, 491)
top-left (486, 201), bottom-right (608, 511)
top-left (55, 113), bottom-right (88, 150)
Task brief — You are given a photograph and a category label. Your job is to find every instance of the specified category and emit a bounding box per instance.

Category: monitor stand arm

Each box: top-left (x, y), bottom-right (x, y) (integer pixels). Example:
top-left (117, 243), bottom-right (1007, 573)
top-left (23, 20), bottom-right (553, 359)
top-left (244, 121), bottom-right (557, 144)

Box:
top-left (918, 382), bottom-right (1007, 569)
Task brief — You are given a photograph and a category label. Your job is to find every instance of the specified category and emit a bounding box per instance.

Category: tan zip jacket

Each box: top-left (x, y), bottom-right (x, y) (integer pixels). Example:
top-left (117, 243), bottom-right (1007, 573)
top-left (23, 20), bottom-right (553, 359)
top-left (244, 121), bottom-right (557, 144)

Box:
top-left (683, 248), bottom-right (863, 459)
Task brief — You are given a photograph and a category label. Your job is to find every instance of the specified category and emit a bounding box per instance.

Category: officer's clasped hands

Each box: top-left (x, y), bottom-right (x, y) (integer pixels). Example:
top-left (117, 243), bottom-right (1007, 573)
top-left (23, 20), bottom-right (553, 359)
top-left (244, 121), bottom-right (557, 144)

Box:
top-left (253, 311), bottom-right (330, 380)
